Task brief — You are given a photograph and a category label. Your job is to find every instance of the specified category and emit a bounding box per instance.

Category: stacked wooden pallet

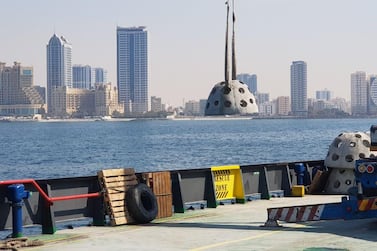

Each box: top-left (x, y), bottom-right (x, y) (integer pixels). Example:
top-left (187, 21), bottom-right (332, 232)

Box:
top-left (98, 168), bottom-right (138, 225)
top-left (142, 171), bottom-right (173, 219)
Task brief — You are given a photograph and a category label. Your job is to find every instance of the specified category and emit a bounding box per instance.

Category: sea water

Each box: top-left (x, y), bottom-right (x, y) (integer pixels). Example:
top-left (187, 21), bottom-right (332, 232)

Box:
top-left (1, 118), bottom-right (376, 180)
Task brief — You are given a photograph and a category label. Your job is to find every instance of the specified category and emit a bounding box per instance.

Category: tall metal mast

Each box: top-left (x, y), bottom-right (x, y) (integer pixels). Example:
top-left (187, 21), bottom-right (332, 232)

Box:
top-left (224, 1), bottom-right (230, 83)
top-left (231, 0), bottom-right (237, 80)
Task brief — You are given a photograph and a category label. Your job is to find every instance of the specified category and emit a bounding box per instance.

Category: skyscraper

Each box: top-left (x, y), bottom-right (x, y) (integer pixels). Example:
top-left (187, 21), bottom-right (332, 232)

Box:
top-left (46, 34), bottom-right (72, 115)
top-left (316, 89), bottom-right (331, 101)
top-left (237, 73), bottom-right (257, 94)
top-left (117, 26), bottom-right (148, 115)
top-left (92, 67), bottom-right (107, 86)
top-left (73, 65), bottom-right (91, 89)
top-left (351, 71), bottom-right (367, 115)
top-left (290, 61), bottom-right (308, 117)
top-left (368, 75), bottom-right (377, 115)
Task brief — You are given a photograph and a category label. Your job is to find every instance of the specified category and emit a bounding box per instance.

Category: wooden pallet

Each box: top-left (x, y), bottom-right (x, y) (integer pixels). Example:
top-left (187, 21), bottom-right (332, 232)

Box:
top-left (143, 171), bottom-right (173, 219)
top-left (98, 168), bottom-right (138, 225)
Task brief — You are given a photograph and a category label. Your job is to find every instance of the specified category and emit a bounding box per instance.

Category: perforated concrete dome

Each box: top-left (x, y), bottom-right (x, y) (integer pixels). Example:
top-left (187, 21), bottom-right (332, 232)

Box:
top-left (324, 132), bottom-right (375, 194)
top-left (325, 132), bottom-right (374, 169)
top-left (204, 80), bottom-right (258, 116)
top-left (325, 168), bottom-right (356, 194)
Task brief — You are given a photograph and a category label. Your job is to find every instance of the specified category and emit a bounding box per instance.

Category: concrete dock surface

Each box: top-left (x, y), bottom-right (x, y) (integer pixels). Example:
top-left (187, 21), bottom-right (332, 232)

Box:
top-left (25, 195), bottom-right (377, 251)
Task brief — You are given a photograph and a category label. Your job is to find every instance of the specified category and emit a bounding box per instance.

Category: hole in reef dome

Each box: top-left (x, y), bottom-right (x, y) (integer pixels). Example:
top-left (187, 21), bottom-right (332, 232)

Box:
top-left (223, 86), bottom-right (231, 95)
top-left (332, 154), bottom-right (339, 161)
top-left (345, 155), bottom-right (354, 162)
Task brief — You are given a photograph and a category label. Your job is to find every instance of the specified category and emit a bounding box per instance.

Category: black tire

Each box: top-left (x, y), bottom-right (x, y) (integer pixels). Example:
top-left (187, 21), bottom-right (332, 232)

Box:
top-left (126, 183), bottom-right (158, 224)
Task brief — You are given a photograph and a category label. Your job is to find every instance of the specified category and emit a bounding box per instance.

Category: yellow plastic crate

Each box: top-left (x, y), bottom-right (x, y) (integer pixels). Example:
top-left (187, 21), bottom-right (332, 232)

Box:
top-left (291, 185), bottom-right (305, 197)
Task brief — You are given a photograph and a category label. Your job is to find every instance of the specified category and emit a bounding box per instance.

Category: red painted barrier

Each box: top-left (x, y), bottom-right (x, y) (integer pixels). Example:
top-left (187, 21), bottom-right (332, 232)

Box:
top-left (0, 179), bottom-right (101, 205)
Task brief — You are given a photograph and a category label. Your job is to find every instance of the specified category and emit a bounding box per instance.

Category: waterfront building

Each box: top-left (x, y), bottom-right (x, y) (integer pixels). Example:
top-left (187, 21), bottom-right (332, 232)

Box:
top-left (316, 89), bottom-right (331, 101)
top-left (350, 71), bottom-right (367, 115)
top-left (199, 99), bottom-right (207, 116)
top-left (34, 86), bottom-right (46, 104)
top-left (92, 67), bottom-right (107, 86)
top-left (331, 97), bottom-right (351, 114)
top-left (47, 34), bottom-right (72, 115)
top-left (117, 26), bottom-right (148, 115)
top-left (150, 96), bottom-right (162, 113)
top-left (184, 100), bottom-right (201, 116)
top-left (256, 92), bottom-right (269, 105)
top-left (72, 65), bottom-right (92, 90)
top-left (73, 66), bottom-right (108, 90)
top-left (312, 100), bottom-right (327, 113)
top-left (50, 86), bottom-right (94, 117)
top-left (276, 96), bottom-right (290, 116)
top-left (0, 62), bottom-right (45, 116)
top-left (258, 102), bottom-right (274, 116)
top-left (256, 92), bottom-right (269, 115)
top-left (73, 65), bottom-right (91, 89)
top-left (368, 75), bottom-right (377, 115)
top-left (95, 83), bottom-right (124, 116)
top-left (237, 73), bottom-right (257, 94)
top-left (290, 61), bottom-right (308, 117)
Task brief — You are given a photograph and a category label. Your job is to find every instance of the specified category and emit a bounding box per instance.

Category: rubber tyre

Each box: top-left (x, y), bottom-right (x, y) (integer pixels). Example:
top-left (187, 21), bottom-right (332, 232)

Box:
top-left (126, 183), bottom-right (158, 224)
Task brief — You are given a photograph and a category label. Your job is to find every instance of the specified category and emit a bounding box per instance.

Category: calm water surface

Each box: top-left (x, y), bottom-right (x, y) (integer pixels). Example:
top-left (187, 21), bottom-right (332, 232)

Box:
top-left (1, 118), bottom-right (376, 180)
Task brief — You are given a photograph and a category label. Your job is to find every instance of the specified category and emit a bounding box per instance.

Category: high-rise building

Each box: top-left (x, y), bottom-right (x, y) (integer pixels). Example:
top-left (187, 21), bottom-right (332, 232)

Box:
top-left (73, 65), bottom-right (91, 89)
top-left (237, 73), bottom-right (257, 94)
top-left (92, 68), bottom-right (107, 86)
top-left (258, 102), bottom-right (274, 116)
top-left (0, 62), bottom-right (45, 115)
top-left (199, 99), bottom-right (207, 115)
top-left (368, 75), bottom-right (377, 115)
top-left (184, 100), bottom-right (201, 116)
top-left (351, 71), bottom-right (367, 115)
top-left (290, 61), bottom-right (308, 117)
top-left (47, 34), bottom-right (72, 115)
top-left (316, 89), bottom-right (331, 101)
top-left (150, 96), bottom-right (162, 113)
top-left (117, 26), bottom-right (148, 115)
top-left (256, 92), bottom-right (269, 105)
top-left (276, 96), bottom-right (290, 116)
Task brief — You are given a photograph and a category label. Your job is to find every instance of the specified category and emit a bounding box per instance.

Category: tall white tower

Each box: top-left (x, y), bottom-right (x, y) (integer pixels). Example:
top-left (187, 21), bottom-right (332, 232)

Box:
top-left (351, 71), bottom-right (367, 115)
top-left (117, 26), bottom-right (148, 115)
top-left (46, 34), bottom-right (72, 115)
top-left (290, 61), bottom-right (308, 117)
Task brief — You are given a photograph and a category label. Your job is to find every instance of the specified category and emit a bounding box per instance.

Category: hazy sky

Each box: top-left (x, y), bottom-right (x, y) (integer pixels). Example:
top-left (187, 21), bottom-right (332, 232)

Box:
top-left (1, 0), bottom-right (377, 106)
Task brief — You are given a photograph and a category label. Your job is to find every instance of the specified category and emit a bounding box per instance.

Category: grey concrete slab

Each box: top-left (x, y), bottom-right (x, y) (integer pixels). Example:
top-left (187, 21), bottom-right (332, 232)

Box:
top-left (27, 195), bottom-right (377, 251)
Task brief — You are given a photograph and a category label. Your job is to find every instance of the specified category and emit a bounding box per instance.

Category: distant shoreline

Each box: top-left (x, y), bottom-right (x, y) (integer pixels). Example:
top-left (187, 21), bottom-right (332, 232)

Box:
top-left (0, 115), bottom-right (371, 123)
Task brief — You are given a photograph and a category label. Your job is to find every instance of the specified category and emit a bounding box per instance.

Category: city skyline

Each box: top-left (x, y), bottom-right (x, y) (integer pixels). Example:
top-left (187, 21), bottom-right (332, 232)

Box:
top-left (2, 0), bottom-right (377, 106)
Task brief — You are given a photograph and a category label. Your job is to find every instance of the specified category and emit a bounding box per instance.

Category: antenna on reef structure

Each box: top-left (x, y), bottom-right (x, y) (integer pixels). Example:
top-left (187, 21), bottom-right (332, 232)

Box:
top-left (225, 0), bottom-right (237, 82)
top-left (231, 0), bottom-right (237, 80)
top-left (224, 1), bottom-right (230, 83)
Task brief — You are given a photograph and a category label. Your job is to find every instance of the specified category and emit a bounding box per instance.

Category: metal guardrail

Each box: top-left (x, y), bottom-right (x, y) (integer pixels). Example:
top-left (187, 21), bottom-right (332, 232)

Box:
top-left (0, 160), bottom-right (327, 236)
top-left (0, 179), bottom-right (101, 205)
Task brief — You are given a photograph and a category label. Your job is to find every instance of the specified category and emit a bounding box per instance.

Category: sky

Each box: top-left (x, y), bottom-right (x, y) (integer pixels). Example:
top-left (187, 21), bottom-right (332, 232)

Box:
top-left (1, 0), bottom-right (377, 107)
